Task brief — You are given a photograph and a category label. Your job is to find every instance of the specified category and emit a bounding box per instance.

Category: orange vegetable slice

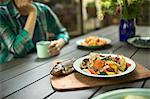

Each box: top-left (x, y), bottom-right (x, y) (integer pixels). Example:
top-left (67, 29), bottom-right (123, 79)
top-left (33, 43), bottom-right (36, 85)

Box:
top-left (94, 60), bottom-right (105, 70)
top-left (88, 68), bottom-right (96, 74)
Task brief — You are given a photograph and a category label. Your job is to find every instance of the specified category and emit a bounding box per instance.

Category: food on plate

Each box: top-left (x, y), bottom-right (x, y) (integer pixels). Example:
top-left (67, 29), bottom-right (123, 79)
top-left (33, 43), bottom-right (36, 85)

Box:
top-left (50, 58), bottom-right (75, 76)
top-left (80, 36), bottom-right (107, 46)
top-left (124, 95), bottom-right (147, 99)
top-left (133, 37), bottom-right (150, 46)
top-left (80, 53), bottom-right (132, 75)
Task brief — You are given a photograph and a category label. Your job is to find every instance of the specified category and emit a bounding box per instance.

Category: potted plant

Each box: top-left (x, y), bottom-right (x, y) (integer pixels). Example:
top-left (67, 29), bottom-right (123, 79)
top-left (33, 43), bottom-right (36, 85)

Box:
top-left (98, 0), bottom-right (144, 41)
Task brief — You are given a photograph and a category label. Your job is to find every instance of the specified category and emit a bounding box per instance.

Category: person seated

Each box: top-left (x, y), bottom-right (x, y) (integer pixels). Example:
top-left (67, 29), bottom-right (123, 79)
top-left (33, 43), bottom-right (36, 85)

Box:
top-left (0, 0), bottom-right (70, 64)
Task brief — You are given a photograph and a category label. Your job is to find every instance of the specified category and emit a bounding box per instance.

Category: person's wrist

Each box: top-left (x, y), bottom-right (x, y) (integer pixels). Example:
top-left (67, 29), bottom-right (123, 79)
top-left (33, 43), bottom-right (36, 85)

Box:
top-left (58, 39), bottom-right (65, 48)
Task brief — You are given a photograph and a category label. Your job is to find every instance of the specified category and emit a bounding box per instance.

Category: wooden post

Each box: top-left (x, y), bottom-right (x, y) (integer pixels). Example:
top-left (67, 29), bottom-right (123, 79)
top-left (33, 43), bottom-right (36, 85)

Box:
top-left (80, 0), bottom-right (84, 34)
top-left (77, 0), bottom-right (84, 35)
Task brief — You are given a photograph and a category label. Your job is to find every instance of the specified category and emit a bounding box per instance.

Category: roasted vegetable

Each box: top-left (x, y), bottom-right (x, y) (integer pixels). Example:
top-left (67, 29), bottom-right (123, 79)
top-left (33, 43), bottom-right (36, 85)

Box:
top-left (104, 70), bottom-right (116, 75)
top-left (94, 60), bottom-right (105, 70)
top-left (106, 61), bottom-right (118, 73)
top-left (120, 56), bottom-right (126, 71)
top-left (88, 68), bottom-right (96, 74)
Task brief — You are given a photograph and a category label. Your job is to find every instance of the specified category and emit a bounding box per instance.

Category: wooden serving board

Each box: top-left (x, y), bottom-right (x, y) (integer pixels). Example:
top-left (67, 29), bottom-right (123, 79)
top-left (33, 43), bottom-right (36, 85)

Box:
top-left (50, 64), bottom-right (150, 91)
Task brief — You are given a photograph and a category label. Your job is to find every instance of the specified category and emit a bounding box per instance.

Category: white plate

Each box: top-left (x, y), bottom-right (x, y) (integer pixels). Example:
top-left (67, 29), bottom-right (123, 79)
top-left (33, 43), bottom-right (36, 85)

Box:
top-left (76, 37), bottom-right (111, 49)
top-left (73, 54), bottom-right (136, 78)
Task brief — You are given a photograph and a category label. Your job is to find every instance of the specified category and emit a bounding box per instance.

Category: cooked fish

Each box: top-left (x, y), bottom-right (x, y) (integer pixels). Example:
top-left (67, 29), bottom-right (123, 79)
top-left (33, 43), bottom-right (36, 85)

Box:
top-left (50, 58), bottom-right (75, 76)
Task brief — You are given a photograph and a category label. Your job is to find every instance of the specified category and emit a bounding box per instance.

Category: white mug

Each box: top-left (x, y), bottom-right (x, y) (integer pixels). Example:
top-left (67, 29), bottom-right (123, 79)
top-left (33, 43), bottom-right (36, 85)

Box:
top-left (36, 41), bottom-right (51, 58)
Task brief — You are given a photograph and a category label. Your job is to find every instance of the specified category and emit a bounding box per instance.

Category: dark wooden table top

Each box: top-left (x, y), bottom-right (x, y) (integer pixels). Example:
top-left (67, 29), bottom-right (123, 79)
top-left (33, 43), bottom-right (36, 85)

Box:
top-left (0, 26), bottom-right (150, 99)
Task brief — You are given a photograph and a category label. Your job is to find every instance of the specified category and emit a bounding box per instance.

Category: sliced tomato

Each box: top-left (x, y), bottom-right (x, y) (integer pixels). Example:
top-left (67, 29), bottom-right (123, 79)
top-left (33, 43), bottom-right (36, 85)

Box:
top-left (126, 63), bottom-right (131, 68)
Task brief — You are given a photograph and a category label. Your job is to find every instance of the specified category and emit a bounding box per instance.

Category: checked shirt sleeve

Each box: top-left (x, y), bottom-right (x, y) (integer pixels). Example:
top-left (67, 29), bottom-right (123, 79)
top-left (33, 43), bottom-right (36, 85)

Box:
top-left (0, 14), bottom-right (34, 58)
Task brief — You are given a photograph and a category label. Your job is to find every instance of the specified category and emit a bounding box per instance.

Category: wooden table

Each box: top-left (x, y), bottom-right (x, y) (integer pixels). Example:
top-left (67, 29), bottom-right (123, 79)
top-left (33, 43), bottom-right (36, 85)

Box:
top-left (0, 26), bottom-right (150, 99)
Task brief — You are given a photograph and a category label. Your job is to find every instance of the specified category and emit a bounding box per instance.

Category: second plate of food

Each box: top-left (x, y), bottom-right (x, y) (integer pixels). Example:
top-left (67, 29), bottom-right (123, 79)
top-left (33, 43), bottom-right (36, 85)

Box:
top-left (92, 88), bottom-right (150, 99)
top-left (73, 53), bottom-right (136, 78)
top-left (127, 36), bottom-right (150, 48)
top-left (76, 36), bottom-right (111, 49)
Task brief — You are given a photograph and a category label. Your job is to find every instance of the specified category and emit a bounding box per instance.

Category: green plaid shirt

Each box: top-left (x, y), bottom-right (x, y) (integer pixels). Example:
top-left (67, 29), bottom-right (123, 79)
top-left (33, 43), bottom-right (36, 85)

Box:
top-left (0, 1), bottom-right (69, 64)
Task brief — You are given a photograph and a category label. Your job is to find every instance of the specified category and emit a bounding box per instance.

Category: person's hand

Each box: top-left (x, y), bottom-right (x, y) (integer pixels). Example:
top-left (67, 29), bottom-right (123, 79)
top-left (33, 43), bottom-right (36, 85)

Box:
top-left (14, 0), bottom-right (36, 16)
top-left (48, 39), bottom-right (65, 56)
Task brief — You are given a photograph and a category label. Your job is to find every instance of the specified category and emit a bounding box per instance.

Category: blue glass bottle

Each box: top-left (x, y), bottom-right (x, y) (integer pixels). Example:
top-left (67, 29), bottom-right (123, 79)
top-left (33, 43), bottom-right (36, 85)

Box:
top-left (119, 19), bottom-right (135, 41)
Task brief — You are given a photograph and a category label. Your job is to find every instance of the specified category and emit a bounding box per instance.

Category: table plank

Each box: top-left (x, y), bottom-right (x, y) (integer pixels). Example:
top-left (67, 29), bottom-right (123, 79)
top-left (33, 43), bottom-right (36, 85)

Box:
top-left (136, 26), bottom-right (150, 36)
top-left (5, 76), bottom-right (54, 99)
top-left (47, 88), bottom-right (99, 99)
top-left (131, 49), bottom-right (150, 69)
top-left (114, 43), bottom-right (138, 55)
top-left (144, 79), bottom-right (150, 88)
top-left (117, 44), bottom-right (150, 89)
